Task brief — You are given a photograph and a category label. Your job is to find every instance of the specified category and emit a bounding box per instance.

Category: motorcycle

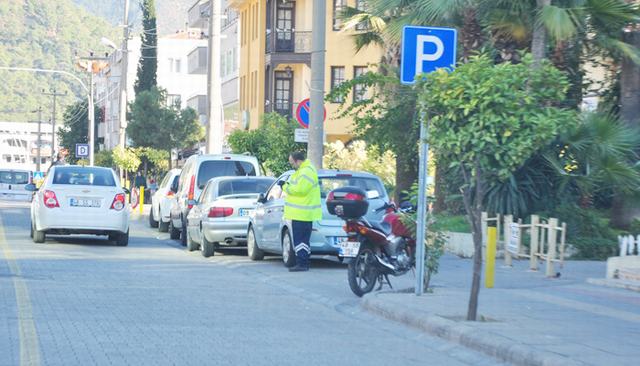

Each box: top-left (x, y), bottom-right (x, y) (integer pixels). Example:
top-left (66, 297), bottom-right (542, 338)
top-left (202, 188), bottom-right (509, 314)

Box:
top-left (326, 187), bottom-right (416, 297)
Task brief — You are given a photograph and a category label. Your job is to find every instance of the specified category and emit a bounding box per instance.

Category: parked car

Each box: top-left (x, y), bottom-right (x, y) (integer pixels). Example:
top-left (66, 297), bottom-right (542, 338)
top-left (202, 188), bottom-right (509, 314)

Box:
top-left (27, 165), bottom-right (130, 246)
top-left (149, 168), bottom-right (181, 232)
top-left (0, 169), bottom-right (32, 201)
top-left (185, 176), bottom-right (276, 257)
top-left (169, 154), bottom-right (262, 246)
top-left (246, 170), bottom-right (389, 266)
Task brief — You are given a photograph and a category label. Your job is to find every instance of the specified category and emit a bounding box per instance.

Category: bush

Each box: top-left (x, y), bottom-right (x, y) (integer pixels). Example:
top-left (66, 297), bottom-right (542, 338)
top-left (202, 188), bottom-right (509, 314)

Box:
top-left (433, 214), bottom-right (471, 233)
top-left (570, 237), bottom-right (618, 260)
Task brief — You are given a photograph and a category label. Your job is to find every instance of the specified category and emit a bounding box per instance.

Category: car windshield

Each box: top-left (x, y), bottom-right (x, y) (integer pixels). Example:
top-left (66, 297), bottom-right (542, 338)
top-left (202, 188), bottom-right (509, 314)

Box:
top-left (52, 167), bottom-right (116, 186)
top-left (318, 176), bottom-right (385, 199)
top-left (197, 160), bottom-right (257, 188)
top-left (217, 178), bottom-right (274, 197)
top-left (0, 171), bottom-right (30, 184)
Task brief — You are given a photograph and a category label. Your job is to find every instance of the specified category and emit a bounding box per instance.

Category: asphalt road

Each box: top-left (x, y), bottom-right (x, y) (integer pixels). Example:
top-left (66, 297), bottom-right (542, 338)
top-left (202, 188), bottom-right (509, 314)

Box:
top-left (0, 201), bottom-right (508, 366)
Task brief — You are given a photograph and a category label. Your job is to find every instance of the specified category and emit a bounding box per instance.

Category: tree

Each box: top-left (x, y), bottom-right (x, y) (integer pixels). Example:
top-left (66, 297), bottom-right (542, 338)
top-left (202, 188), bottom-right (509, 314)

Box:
top-left (326, 70), bottom-right (420, 202)
top-left (57, 101), bottom-right (101, 164)
top-left (134, 0), bottom-right (157, 94)
top-left (227, 113), bottom-right (305, 176)
top-left (419, 54), bottom-right (573, 320)
top-left (127, 87), bottom-right (204, 167)
top-left (112, 147), bottom-right (141, 175)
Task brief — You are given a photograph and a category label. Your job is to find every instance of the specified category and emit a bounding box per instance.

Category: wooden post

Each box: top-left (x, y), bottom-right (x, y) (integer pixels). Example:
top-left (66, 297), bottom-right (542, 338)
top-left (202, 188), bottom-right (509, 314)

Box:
top-left (559, 222), bottom-right (567, 268)
top-left (546, 218), bottom-right (558, 277)
top-left (530, 215), bottom-right (539, 270)
top-left (504, 214), bottom-right (513, 266)
top-left (517, 218), bottom-right (524, 256)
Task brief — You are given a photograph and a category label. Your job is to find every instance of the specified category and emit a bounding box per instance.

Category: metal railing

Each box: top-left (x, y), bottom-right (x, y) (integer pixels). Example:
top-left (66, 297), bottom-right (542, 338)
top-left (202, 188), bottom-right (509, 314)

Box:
top-left (266, 30), bottom-right (312, 53)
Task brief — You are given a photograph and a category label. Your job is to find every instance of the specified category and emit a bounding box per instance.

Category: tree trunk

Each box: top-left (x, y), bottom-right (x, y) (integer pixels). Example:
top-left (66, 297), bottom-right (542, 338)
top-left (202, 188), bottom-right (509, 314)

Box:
top-left (395, 153), bottom-right (418, 203)
top-left (612, 30), bottom-right (640, 228)
top-left (433, 159), bottom-right (447, 214)
top-left (467, 212), bottom-right (483, 321)
top-left (531, 0), bottom-right (551, 67)
top-left (460, 7), bottom-right (484, 62)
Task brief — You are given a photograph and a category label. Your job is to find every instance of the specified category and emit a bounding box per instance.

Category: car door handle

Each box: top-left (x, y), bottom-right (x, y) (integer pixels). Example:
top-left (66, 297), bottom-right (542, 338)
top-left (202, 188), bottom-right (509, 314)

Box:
top-left (266, 209), bottom-right (273, 213)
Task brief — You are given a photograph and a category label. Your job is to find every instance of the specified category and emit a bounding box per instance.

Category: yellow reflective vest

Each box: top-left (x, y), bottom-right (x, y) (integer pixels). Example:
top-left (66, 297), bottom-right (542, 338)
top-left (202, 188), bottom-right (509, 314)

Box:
top-left (284, 160), bottom-right (322, 222)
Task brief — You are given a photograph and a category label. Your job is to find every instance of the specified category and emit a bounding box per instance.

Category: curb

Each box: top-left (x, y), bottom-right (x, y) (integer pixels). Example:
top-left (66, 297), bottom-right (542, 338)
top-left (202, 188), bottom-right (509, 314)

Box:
top-left (361, 293), bottom-right (584, 366)
top-left (586, 278), bottom-right (640, 293)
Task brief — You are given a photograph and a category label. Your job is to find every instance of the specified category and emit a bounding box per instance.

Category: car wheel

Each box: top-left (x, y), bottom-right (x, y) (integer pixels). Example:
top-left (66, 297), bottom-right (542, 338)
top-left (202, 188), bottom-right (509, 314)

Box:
top-left (169, 219), bottom-right (180, 240)
top-left (201, 233), bottom-right (216, 258)
top-left (247, 226), bottom-right (264, 261)
top-left (281, 228), bottom-right (296, 268)
top-left (115, 230), bottom-right (129, 246)
top-left (158, 219), bottom-right (169, 233)
top-left (32, 221), bottom-right (45, 243)
top-left (180, 219), bottom-right (188, 247)
top-left (186, 228), bottom-right (199, 252)
top-left (149, 207), bottom-right (159, 228)
top-left (30, 221), bottom-right (34, 238)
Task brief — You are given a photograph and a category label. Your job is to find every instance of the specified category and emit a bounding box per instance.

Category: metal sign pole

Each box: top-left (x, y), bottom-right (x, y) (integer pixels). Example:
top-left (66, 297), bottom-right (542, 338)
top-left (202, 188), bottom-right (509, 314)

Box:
top-left (415, 112), bottom-right (429, 296)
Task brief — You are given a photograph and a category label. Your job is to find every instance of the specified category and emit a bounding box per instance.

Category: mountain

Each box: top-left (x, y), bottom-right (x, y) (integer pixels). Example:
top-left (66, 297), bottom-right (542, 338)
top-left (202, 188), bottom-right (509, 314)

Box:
top-left (72, 0), bottom-right (195, 36)
top-left (0, 0), bottom-right (118, 122)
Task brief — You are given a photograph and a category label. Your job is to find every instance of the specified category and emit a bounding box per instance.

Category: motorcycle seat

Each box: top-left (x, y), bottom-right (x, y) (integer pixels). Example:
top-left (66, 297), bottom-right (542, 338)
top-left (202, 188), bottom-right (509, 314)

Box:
top-left (371, 221), bottom-right (392, 236)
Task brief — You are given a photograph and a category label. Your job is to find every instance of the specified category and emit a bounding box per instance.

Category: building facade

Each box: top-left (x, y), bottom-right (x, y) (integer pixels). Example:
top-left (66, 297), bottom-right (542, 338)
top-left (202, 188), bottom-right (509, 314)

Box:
top-left (0, 121), bottom-right (54, 171)
top-left (96, 31), bottom-right (208, 150)
top-left (229, 0), bottom-right (382, 142)
top-left (187, 0), bottom-right (241, 150)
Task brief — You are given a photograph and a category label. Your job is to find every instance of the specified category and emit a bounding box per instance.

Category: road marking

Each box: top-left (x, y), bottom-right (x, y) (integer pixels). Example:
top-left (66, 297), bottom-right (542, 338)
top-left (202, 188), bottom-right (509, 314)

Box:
top-left (0, 217), bottom-right (41, 366)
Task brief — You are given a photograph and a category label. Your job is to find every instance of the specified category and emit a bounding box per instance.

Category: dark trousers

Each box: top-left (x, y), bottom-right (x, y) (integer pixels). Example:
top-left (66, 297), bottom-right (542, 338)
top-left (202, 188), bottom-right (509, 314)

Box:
top-left (292, 220), bottom-right (312, 268)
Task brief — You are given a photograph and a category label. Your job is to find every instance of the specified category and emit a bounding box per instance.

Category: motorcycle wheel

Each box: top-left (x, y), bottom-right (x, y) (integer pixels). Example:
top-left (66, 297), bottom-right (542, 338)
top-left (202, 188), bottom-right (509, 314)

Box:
top-left (348, 244), bottom-right (379, 297)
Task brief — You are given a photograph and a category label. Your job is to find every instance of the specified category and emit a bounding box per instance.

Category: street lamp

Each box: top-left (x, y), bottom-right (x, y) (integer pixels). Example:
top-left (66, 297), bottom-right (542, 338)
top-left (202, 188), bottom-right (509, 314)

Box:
top-left (101, 37), bottom-right (118, 50)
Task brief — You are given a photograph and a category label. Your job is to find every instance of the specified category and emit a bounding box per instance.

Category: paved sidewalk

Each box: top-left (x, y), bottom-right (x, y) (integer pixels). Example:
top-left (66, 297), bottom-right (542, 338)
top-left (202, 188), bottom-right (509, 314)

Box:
top-left (362, 255), bottom-right (640, 366)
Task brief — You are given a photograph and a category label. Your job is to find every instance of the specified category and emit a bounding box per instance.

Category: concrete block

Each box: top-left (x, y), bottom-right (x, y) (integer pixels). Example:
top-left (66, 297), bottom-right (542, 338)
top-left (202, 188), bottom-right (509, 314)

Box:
top-left (606, 256), bottom-right (640, 279)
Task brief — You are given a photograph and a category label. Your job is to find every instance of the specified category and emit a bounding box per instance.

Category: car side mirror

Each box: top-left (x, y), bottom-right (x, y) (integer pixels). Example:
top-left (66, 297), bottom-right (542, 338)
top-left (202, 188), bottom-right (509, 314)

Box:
top-left (257, 193), bottom-right (266, 203)
top-left (170, 181), bottom-right (179, 193)
top-left (24, 183), bottom-right (38, 192)
top-left (122, 188), bottom-right (131, 195)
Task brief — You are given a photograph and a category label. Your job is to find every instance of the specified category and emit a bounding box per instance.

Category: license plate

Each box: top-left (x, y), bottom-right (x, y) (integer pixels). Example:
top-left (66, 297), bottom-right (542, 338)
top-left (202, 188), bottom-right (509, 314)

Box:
top-left (70, 198), bottom-right (101, 208)
top-left (330, 236), bottom-right (348, 246)
top-left (239, 208), bottom-right (254, 217)
top-left (339, 241), bottom-right (361, 257)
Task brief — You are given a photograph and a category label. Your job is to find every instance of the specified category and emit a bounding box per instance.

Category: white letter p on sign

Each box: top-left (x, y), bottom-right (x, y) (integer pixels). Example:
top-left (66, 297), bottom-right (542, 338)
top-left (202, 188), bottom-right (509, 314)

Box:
top-left (415, 35), bottom-right (444, 74)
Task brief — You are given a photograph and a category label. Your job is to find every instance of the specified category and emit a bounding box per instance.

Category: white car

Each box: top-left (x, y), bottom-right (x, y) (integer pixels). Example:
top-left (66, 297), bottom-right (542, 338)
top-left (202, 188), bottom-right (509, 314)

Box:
top-left (27, 165), bottom-right (130, 246)
top-left (149, 168), bottom-right (181, 232)
top-left (0, 169), bottom-right (33, 201)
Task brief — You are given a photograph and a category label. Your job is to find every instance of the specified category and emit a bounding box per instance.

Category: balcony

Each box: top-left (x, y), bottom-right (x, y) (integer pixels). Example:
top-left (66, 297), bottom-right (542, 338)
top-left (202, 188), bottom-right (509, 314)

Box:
top-left (187, 95), bottom-right (208, 115)
top-left (265, 30), bottom-right (312, 67)
top-left (188, 0), bottom-right (210, 28)
top-left (188, 47), bottom-right (208, 74)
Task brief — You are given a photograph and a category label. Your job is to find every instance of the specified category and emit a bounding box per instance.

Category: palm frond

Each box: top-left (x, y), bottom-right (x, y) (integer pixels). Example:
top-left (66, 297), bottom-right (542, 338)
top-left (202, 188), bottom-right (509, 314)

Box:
top-left (538, 5), bottom-right (581, 41)
top-left (585, 0), bottom-right (640, 28)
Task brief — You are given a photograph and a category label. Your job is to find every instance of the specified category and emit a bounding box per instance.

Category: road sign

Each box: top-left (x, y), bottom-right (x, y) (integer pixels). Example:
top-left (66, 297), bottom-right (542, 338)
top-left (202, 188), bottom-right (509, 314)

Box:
top-left (508, 222), bottom-right (521, 254)
top-left (33, 171), bottom-right (44, 180)
top-left (401, 25), bottom-right (457, 296)
top-left (400, 26), bottom-right (457, 85)
top-left (295, 98), bottom-right (326, 128)
top-left (294, 128), bottom-right (309, 143)
top-left (76, 143), bottom-right (89, 158)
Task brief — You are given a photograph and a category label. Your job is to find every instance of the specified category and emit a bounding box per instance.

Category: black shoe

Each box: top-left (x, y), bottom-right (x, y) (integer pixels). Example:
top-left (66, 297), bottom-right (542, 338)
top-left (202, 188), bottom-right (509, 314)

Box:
top-left (288, 265), bottom-right (309, 272)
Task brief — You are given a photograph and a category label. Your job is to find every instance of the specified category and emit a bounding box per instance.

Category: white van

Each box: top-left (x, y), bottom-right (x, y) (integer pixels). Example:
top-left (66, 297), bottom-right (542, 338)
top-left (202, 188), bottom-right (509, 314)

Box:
top-left (0, 169), bottom-right (32, 201)
top-left (169, 154), bottom-right (261, 245)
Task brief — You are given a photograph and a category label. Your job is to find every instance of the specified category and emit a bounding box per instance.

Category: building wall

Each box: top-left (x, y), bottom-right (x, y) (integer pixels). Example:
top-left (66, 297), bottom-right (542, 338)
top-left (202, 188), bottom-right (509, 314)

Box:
top-left (231, 0), bottom-right (382, 141)
top-left (0, 121), bottom-right (54, 171)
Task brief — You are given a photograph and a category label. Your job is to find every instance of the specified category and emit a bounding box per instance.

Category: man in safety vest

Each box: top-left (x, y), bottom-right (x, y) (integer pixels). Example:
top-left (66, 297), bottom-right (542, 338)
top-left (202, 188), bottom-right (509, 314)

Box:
top-left (282, 151), bottom-right (322, 272)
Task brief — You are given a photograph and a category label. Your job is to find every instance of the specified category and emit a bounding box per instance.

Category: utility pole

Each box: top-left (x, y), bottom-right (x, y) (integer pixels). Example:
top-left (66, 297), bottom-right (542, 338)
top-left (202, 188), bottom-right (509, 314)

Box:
top-left (308, 0), bottom-right (326, 168)
top-left (206, 0), bottom-right (223, 154)
top-left (119, 0), bottom-right (131, 149)
top-left (78, 54), bottom-right (108, 166)
top-left (42, 88), bottom-right (67, 160)
top-left (30, 107), bottom-right (43, 172)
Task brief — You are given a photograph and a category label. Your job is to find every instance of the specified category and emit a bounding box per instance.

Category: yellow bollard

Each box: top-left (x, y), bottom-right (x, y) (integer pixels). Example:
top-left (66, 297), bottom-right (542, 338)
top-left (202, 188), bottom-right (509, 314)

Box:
top-left (485, 227), bottom-right (497, 288)
top-left (140, 186), bottom-right (144, 214)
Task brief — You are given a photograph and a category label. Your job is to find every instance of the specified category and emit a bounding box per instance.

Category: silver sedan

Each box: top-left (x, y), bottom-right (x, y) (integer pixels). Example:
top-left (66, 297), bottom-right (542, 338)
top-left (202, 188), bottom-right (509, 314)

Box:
top-left (185, 176), bottom-right (275, 257)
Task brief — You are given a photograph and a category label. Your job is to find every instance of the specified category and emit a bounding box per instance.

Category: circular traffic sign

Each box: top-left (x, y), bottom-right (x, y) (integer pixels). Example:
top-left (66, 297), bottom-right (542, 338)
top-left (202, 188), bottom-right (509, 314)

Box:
top-left (295, 98), bottom-right (326, 129)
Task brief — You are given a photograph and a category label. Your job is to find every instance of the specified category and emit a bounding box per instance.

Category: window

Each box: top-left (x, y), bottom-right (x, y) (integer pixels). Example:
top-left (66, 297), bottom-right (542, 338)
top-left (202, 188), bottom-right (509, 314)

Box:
top-left (331, 66), bottom-right (345, 102)
top-left (333, 0), bottom-right (346, 31)
top-left (168, 58), bottom-right (174, 72)
top-left (353, 66), bottom-right (368, 102)
top-left (175, 59), bottom-right (182, 73)
top-left (319, 176), bottom-right (385, 199)
top-left (266, 176), bottom-right (289, 201)
top-left (167, 94), bottom-right (181, 108)
top-left (274, 71), bottom-right (293, 117)
top-left (216, 178), bottom-right (275, 197)
top-left (356, 0), bottom-right (368, 31)
top-left (52, 167), bottom-right (116, 187)
top-left (196, 161), bottom-right (257, 189)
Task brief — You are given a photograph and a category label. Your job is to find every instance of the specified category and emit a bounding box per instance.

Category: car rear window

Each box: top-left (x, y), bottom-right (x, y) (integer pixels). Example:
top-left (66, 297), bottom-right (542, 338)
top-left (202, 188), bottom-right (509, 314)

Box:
top-left (318, 176), bottom-right (385, 199)
top-left (0, 171), bottom-right (30, 184)
top-left (52, 167), bottom-right (116, 186)
top-left (197, 160), bottom-right (257, 188)
top-left (217, 178), bottom-right (275, 197)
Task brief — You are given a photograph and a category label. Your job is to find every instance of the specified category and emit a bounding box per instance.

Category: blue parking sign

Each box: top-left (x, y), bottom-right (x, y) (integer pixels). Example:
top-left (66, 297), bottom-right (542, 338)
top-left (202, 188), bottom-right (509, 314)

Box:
top-left (400, 26), bottom-right (457, 84)
top-left (76, 143), bottom-right (89, 158)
